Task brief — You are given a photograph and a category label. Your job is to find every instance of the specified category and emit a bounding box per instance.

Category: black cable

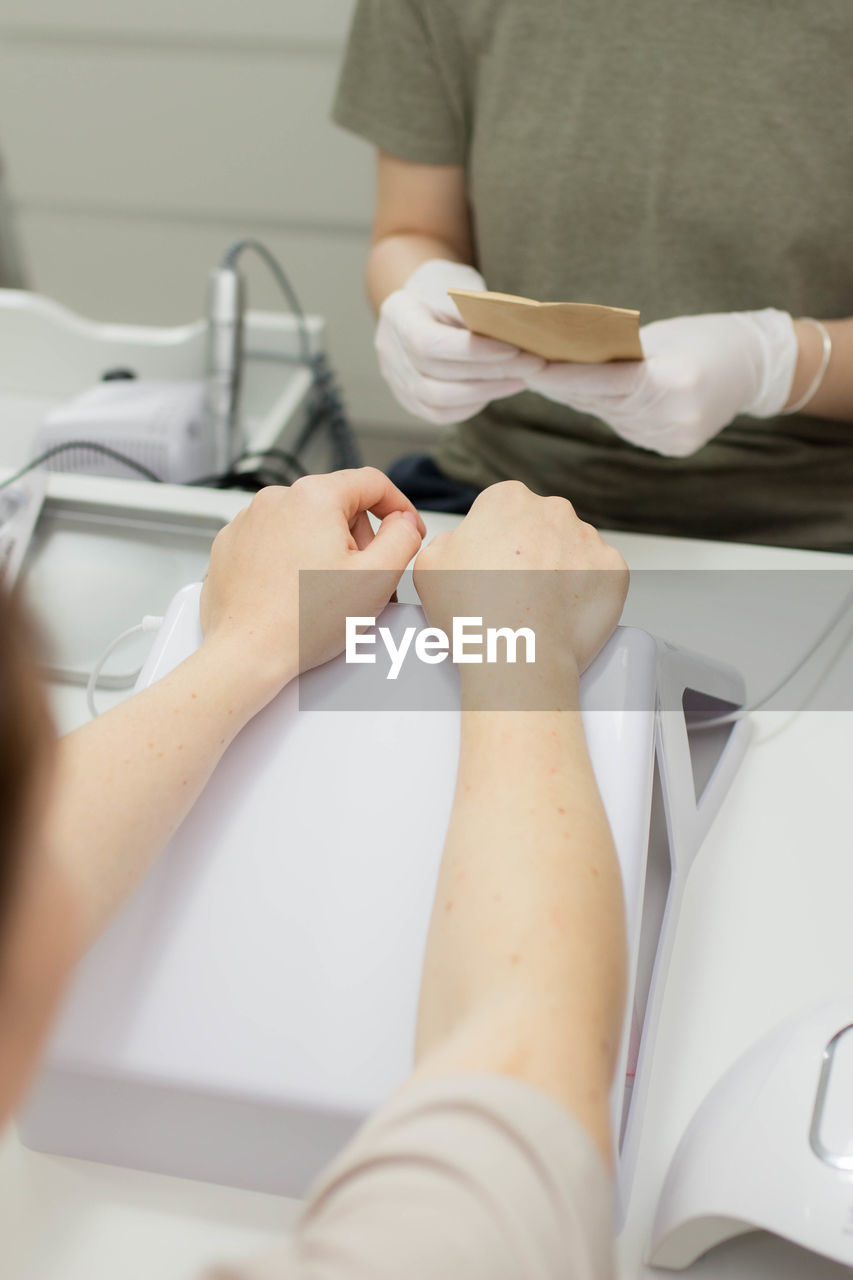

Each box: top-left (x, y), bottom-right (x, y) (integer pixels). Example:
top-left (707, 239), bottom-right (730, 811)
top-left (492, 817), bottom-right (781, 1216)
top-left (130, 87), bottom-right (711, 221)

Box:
top-left (223, 238), bottom-right (312, 366)
top-left (299, 350), bottom-right (362, 471)
top-left (193, 465), bottom-right (298, 493)
top-left (0, 441), bottom-right (303, 498)
top-left (0, 441), bottom-right (162, 490)
top-left (187, 446), bottom-right (307, 490)
top-left (221, 239), bottom-right (362, 472)
top-left (189, 468), bottom-right (288, 491)
top-left (243, 446), bottom-right (308, 478)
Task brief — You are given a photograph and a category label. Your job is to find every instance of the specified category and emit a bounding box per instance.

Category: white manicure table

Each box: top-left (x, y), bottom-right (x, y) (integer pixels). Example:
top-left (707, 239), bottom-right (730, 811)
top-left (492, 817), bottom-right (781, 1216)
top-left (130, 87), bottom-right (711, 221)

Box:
top-left (1, 517), bottom-right (853, 1280)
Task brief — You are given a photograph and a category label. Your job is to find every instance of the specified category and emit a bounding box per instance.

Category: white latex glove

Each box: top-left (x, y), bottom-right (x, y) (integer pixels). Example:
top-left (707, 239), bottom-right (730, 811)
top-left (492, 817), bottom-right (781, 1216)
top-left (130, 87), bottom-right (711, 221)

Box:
top-left (524, 309), bottom-right (799, 457)
top-left (375, 259), bottom-right (545, 425)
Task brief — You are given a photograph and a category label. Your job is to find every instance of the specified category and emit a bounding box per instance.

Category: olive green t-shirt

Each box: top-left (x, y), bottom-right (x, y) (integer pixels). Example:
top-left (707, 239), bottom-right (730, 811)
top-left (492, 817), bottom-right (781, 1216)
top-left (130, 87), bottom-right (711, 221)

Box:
top-left (333, 0), bottom-right (853, 550)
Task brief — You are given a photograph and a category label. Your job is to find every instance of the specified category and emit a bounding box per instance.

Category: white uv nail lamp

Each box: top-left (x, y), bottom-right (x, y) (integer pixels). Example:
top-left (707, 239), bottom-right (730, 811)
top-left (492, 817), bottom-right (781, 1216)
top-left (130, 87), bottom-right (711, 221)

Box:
top-left (649, 998), bottom-right (853, 1270)
top-left (20, 586), bottom-right (748, 1222)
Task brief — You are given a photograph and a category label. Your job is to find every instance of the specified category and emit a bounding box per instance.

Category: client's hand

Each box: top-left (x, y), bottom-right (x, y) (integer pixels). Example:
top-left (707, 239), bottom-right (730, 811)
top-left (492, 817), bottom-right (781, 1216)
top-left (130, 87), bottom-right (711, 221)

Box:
top-left (414, 482), bottom-right (628, 696)
top-left (201, 469), bottom-right (425, 705)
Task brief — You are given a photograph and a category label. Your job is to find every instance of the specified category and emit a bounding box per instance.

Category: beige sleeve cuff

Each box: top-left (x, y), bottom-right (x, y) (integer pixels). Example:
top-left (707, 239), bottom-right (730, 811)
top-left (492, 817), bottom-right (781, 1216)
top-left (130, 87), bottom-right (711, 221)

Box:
top-left (203, 1073), bottom-right (615, 1280)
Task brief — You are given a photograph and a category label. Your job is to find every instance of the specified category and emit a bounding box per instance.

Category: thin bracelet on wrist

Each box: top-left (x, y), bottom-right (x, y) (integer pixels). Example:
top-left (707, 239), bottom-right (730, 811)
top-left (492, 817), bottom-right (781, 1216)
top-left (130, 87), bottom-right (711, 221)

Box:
top-left (784, 318), bottom-right (832, 415)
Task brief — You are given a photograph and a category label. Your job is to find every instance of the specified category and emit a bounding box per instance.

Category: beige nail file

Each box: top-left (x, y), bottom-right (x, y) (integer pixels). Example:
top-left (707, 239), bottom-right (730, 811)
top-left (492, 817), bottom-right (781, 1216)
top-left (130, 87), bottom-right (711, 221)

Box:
top-left (448, 288), bottom-right (644, 363)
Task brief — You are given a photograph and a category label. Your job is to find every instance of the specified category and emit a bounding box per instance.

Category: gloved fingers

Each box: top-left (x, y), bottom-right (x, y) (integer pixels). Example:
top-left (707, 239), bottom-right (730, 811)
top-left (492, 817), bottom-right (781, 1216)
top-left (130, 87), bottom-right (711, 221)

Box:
top-left (387, 292), bottom-right (525, 365)
top-left (388, 373), bottom-right (526, 425)
top-left (377, 281), bottom-right (537, 424)
top-left (379, 326), bottom-right (524, 397)
top-left (516, 387), bottom-right (643, 426)
top-left (414, 350), bottom-right (545, 383)
top-left (412, 375), bottom-right (526, 413)
top-left (524, 358), bottom-right (646, 398)
top-left (419, 322), bottom-right (529, 366)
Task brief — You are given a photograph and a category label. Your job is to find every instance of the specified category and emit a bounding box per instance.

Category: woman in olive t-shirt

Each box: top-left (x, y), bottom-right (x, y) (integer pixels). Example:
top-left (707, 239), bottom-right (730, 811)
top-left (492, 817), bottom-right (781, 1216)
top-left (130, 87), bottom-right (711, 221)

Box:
top-left (334, 0), bottom-right (853, 551)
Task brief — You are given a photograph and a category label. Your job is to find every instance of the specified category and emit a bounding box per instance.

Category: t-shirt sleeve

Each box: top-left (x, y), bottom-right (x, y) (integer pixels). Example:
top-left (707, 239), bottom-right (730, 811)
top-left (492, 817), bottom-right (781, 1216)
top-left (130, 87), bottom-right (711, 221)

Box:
top-left (332, 0), bottom-right (466, 165)
top-left (199, 1073), bottom-right (615, 1280)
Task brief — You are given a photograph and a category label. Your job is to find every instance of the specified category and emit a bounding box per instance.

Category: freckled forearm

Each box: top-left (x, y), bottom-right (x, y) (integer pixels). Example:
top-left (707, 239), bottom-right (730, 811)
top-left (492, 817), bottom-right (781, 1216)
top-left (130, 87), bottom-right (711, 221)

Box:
top-left (44, 642), bottom-right (276, 958)
top-left (413, 696), bottom-right (627, 1163)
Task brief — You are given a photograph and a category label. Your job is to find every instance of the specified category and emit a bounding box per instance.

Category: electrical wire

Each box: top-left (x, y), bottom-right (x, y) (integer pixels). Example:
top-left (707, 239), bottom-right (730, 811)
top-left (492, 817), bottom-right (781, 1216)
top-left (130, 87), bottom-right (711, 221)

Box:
top-left (0, 440), bottom-right (309, 496)
top-left (244, 446), bottom-right (307, 477)
top-left (188, 446), bottom-right (308, 489)
top-left (686, 585), bottom-right (853, 729)
top-left (0, 441), bottom-right (162, 491)
top-left (86, 615), bottom-right (163, 719)
top-left (221, 238), bottom-right (361, 471)
top-left (223, 238), bottom-right (311, 366)
top-left (191, 466), bottom-right (291, 493)
top-left (295, 349), bottom-right (362, 470)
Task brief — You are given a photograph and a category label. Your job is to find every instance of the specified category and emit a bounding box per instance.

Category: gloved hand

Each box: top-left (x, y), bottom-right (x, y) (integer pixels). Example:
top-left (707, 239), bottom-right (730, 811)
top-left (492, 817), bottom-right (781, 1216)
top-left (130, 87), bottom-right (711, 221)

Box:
top-left (524, 309), bottom-right (799, 457)
top-left (375, 259), bottom-right (545, 425)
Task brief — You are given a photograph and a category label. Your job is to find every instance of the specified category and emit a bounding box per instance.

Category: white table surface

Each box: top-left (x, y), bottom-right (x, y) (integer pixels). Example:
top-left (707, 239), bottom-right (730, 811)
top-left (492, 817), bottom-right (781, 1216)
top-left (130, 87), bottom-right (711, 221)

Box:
top-left (2, 514), bottom-right (853, 1280)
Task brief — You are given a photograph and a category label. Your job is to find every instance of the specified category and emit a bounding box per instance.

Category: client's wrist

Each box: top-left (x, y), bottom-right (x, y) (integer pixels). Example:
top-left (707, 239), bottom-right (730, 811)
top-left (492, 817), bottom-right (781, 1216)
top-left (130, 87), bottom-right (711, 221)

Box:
top-left (459, 652), bottom-right (581, 713)
top-left (195, 631), bottom-right (298, 720)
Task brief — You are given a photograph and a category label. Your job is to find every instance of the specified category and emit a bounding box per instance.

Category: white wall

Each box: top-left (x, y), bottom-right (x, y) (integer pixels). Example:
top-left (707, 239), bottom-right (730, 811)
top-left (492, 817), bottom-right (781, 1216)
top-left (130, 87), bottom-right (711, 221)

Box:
top-left (0, 1), bottom-right (435, 464)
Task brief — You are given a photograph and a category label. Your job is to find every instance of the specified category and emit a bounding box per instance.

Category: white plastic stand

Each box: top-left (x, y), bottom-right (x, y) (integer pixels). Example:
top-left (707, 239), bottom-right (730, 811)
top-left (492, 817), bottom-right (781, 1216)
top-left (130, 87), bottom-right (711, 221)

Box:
top-left (615, 639), bottom-right (751, 1219)
top-left (0, 288), bottom-right (320, 469)
top-left (20, 591), bottom-right (749, 1217)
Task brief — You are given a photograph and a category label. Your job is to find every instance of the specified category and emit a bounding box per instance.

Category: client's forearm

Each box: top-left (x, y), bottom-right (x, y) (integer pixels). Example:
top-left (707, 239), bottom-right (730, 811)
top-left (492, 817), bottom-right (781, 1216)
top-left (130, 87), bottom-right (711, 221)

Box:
top-left (414, 690), bottom-right (627, 1164)
top-left (44, 639), bottom-right (274, 957)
